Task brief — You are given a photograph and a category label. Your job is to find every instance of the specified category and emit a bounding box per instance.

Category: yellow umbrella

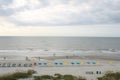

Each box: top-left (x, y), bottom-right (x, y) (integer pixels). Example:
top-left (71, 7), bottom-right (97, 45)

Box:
top-left (81, 61), bottom-right (85, 65)
top-left (64, 62), bottom-right (69, 65)
top-left (97, 61), bottom-right (101, 65)
top-left (109, 61), bottom-right (113, 65)
top-left (48, 62), bottom-right (52, 65)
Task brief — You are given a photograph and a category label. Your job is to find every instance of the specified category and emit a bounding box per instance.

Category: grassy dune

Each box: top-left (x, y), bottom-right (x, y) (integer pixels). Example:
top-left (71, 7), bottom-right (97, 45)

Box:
top-left (0, 70), bottom-right (120, 80)
top-left (34, 74), bottom-right (86, 80)
top-left (0, 70), bottom-right (34, 80)
top-left (98, 71), bottom-right (120, 80)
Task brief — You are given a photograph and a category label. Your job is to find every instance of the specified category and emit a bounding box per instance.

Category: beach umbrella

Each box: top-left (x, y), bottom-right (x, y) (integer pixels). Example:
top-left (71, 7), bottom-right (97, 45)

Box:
top-left (34, 62), bottom-right (37, 66)
top-left (86, 62), bottom-right (91, 64)
top-left (97, 61), bottom-right (101, 65)
top-left (43, 62), bottom-right (47, 65)
top-left (38, 63), bottom-right (42, 65)
top-left (92, 62), bottom-right (96, 64)
top-left (59, 62), bottom-right (63, 65)
top-left (64, 62), bottom-right (69, 65)
top-left (109, 61), bottom-right (113, 65)
top-left (76, 62), bottom-right (80, 64)
top-left (81, 62), bottom-right (85, 65)
top-left (48, 62), bottom-right (52, 65)
top-left (54, 62), bottom-right (58, 65)
top-left (71, 62), bottom-right (75, 65)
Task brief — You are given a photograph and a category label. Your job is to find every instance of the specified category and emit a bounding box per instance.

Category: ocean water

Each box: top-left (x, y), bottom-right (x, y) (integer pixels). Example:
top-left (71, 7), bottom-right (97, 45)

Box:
top-left (0, 36), bottom-right (120, 58)
top-left (0, 37), bottom-right (120, 50)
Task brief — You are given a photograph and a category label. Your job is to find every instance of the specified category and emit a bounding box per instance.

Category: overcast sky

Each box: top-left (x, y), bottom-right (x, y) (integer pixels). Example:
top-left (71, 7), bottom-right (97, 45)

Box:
top-left (0, 0), bottom-right (120, 37)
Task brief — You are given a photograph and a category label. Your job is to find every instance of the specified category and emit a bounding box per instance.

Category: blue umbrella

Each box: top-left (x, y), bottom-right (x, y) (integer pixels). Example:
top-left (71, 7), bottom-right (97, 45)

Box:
top-left (54, 62), bottom-right (58, 65)
top-left (71, 62), bottom-right (75, 65)
top-left (38, 63), bottom-right (42, 65)
top-left (86, 62), bottom-right (91, 64)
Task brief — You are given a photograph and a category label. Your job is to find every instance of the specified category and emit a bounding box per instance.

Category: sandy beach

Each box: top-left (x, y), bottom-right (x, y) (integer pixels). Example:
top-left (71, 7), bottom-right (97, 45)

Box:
top-left (0, 51), bottom-right (120, 80)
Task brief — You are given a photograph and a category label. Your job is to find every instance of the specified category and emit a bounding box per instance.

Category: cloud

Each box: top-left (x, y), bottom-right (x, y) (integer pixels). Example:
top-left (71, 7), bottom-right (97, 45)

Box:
top-left (10, 2), bottom-right (92, 26)
top-left (0, 0), bottom-right (119, 26)
top-left (0, 0), bottom-right (120, 36)
top-left (0, 16), bottom-right (120, 37)
top-left (2, 0), bottom-right (45, 10)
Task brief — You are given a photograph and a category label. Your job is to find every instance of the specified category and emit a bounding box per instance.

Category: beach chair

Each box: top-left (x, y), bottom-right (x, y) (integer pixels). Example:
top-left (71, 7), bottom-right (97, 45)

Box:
top-left (7, 63), bottom-right (11, 67)
top-left (29, 63), bottom-right (32, 67)
top-left (12, 63), bottom-right (16, 67)
top-left (24, 63), bottom-right (28, 67)
top-left (18, 64), bottom-right (22, 67)
top-left (0, 63), bottom-right (1, 67)
top-left (2, 63), bottom-right (6, 67)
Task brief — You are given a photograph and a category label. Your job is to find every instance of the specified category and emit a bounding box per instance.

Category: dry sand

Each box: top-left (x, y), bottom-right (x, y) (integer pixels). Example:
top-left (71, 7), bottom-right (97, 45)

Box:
top-left (0, 52), bottom-right (120, 80)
